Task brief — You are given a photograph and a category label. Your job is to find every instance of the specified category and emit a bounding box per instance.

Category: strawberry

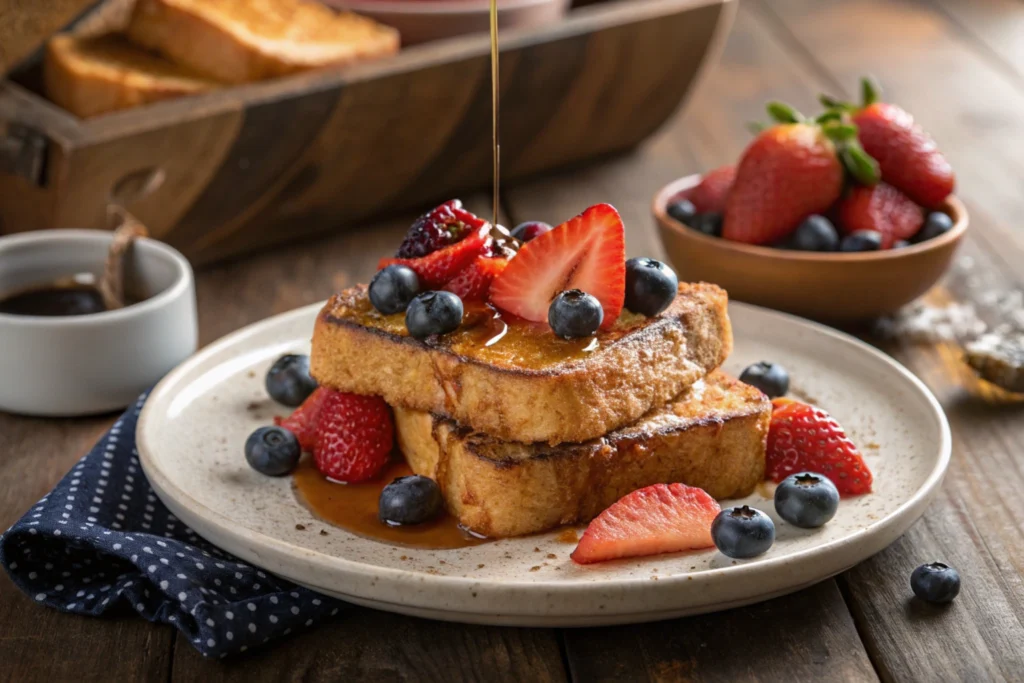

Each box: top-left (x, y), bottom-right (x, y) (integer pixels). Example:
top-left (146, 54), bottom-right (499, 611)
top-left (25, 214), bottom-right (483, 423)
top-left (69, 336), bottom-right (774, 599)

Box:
top-left (275, 386), bottom-right (329, 452)
top-left (313, 391), bottom-right (394, 483)
top-left (378, 223), bottom-right (490, 289)
top-left (836, 183), bottom-right (924, 248)
top-left (571, 483), bottom-right (721, 565)
top-left (443, 255), bottom-right (509, 301)
top-left (766, 399), bottom-right (872, 497)
top-left (677, 165), bottom-right (735, 213)
top-left (489, 203), bottom-right (625, 330)
top-left (823, 79), bottom-right (954, 208)
top-left (724, 123), bottom-right (844, 245)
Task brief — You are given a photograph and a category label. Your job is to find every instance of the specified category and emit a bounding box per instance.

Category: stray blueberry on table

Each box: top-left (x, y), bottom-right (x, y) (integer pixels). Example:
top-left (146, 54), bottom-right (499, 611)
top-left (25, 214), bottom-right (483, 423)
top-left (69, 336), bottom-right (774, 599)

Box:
top-left (265, 354), bottom-right (317, 407)
top-left (369, 264), bottom-right (420, 315)
top-left (791, 215), bottom-right (840, 252)
top-left (840, 230), bottom-right (883, 252)
top-left (510, 221), bottom-right (553, 242)
top-left (739, 361), bottom-right (790, 398)
top-left (548, 289), bottom-right (604, 339)
top-left (911, 562), bottom-right (961, 604)
top-left (711, 505), bottom-right (775, 559)
top-left (245, 426), bottom-right (301, 476)
top-left (405, 291), bottom-right (464, 338)
top-left (379, 475), bottom-right (444, 526)
top-left (912, 211), bottom-right (955, 244)
top-left (774, 472), bottom-right (839, 528)
top-left (624, 257), bottom-right (679, 317)
top-left (667, 198), bottom-right (698, 225)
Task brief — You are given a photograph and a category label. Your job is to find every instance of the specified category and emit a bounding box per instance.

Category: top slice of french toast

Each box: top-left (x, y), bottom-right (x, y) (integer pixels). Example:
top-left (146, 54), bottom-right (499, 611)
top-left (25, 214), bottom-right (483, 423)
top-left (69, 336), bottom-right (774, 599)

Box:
top-left (310, 281), bottom-right (732, 445)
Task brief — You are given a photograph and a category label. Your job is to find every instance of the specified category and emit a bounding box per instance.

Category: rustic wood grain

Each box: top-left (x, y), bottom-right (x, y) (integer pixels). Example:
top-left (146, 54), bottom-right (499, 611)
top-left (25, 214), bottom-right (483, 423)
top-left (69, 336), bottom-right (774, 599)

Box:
top-left (0, 0), bottom-right (99, 75)
top-left (563, 581), bottom-right (877, 682)
top-left (170, 606), bottom-right (567, 682)
top-left (0, 0), bottom-right (731, 265)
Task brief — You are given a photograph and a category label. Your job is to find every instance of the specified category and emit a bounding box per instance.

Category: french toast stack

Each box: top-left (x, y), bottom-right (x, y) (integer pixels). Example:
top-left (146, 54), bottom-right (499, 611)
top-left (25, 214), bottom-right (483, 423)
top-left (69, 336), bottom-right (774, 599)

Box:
top-left (44, 0), bottom-right (399, 117)
top-left (311, 277), bottom-right (771, 538)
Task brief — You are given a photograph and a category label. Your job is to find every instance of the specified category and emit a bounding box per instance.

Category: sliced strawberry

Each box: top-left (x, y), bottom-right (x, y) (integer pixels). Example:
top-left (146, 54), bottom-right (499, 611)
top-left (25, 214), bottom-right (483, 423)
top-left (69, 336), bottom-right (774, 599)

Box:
top-left (275, 386), bottom-right (329, 452)
top-left (313, 390), bottom-right (394, 483)
top-left (571, 483), bottom-right (721, 565)
top-left (766, 400), bottom-right (873, 496)
top-left (676, 165), bottom-right (735, 214)
top-left (379, 223), bottom-right (490, 289)
top-left (489, 203), bottom-right (625, 330)
top-left (443, 255), bottom-right (509, 301)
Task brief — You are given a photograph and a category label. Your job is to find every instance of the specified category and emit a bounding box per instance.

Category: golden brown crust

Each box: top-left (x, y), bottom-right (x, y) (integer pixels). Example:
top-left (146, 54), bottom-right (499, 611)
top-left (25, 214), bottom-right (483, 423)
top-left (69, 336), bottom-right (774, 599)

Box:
top-left (44, 34), bottom-right (219, 118)
top-left (127, 0), bottom-right (400, 84)
top-left (311, 282), bottom-right (733, 444)
top-left (394, 372), bottom-right (770, 537)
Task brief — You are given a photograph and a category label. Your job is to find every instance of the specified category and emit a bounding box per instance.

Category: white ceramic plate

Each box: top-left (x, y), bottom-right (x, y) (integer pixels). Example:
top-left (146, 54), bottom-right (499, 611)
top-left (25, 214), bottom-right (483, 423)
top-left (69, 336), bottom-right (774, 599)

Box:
top-left (138, 302), bottom-right (950, 626)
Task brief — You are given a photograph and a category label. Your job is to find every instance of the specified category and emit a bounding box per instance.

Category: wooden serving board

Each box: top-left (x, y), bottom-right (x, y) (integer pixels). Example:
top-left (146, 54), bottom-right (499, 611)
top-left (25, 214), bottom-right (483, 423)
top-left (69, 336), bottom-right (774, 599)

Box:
top-left (0, 0), bottom-right (733, 265)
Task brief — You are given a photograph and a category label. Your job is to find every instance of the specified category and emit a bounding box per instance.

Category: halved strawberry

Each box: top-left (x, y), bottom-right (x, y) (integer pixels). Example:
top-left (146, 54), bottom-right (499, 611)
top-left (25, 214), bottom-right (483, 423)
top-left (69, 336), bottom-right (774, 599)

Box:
top-left (767, 400), bottom-right (872, 496)
top-left (378, 223), bottom-right (490, 289)
top-left (489, 204), bottom-right (625, 330)
top-left (571, 483), bottom-right (721, 565)
top-left (275, 386), bottom-right (330, 452)
top-left (443, 255), bottom-right (509, 301)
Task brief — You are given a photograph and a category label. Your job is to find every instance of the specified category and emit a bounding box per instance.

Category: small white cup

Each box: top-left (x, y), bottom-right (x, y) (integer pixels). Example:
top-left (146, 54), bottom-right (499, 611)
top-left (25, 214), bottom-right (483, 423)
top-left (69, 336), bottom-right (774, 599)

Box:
top-left (0, 229), bottom-right (197, 416)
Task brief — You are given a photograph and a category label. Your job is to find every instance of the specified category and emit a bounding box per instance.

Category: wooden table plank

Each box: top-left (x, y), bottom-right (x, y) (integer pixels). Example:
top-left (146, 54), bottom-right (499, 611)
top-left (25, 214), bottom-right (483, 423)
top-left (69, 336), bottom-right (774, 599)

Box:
top-left (758, 0), bottom-right (1024, 680)
top-left (563, 582), bottom-right (876, 683)
top-left (926, 0), bottom-right (1024, 83)
top-left (171, 606), bottom-right (567, 683)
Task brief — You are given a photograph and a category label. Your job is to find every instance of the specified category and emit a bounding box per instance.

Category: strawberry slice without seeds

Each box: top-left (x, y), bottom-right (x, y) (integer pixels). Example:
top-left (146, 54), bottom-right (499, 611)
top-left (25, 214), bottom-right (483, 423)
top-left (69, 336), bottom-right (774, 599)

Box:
top-left (571, 483), bottom-right (721, 565)
top-left (489, 203), bottom-right (625, 330)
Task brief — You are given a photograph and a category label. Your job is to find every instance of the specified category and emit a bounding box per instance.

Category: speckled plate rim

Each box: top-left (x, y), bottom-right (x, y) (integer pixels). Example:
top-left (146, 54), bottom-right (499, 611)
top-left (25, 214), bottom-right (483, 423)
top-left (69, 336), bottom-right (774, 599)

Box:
top-left (138, 301), bottom-right (951, 626)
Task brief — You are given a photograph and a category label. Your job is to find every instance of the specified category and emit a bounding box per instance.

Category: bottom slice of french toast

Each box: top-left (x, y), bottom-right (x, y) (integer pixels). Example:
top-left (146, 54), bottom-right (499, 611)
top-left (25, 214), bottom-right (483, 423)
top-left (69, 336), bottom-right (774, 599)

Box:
top-left (394, 371), bottom-right (770, 538)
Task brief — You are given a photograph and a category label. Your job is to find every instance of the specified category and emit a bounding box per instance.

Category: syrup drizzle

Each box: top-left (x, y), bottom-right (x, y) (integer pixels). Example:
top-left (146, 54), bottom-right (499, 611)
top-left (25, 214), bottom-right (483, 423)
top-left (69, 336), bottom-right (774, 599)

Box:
top-left (490, 0), bottom-right (500, 229)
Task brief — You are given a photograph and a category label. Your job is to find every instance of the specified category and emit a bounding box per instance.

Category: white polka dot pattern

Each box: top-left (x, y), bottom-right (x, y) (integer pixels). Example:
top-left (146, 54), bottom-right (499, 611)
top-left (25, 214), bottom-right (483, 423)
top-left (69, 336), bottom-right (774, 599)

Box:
top-left (0, 394), bottom-right (344, 658)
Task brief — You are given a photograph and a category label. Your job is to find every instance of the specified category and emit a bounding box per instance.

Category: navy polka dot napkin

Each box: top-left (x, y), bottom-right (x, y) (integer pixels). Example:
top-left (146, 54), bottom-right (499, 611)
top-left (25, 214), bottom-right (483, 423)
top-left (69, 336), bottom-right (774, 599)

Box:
top-left (0, 393), bottom-right (347, 658)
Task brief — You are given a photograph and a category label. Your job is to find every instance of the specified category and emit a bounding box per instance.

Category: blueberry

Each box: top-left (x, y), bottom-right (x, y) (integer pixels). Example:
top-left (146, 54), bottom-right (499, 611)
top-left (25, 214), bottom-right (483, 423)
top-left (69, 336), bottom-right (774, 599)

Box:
top-left (739, 361), bottom-right (790, 398)
top-left (711, 505), bottom-right (775, 559)
top-left (548, 289), bottom-right (603, 339)
top-left (624, 257), bottom-right (679, 317)
top-left (405, 291), bottom-right (463, 338)
top-left (667, 198), bottom-right (698, 225)
top-left (369, 264), bottom-right (420, 315)
top-left (913, 211), bottom-right (955, 244)
top-left (689, 212), bottom-right (723, 237)
top-left (245, 426), bottom-right (301, 476)
top-left (379, 475), bottom-right (444, 526)
top-left (511, 221), bottom-right (553, 242)
top-left (892, 239), bottom-right (911, 249)
top-left (265, 354), bottom-right (317, 407)
top-left (840, 230), bottom-right (883, 252)
top-left (911, 562), bottom-right (961, 604)
top-left (791, 215), bottom-right (839, 251)
top-left (774, 472), bottom-right (839, 528)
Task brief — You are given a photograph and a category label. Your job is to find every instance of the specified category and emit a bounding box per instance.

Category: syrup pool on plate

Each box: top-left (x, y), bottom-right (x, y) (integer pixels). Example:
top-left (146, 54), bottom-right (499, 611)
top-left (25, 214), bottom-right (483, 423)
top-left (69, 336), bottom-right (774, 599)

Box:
top-left (292, 457), bottom-right (488, 550)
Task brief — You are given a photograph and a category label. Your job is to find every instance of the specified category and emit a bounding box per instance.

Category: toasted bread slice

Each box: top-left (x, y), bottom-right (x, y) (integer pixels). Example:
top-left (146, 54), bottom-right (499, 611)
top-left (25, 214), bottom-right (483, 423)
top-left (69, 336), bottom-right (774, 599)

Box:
top-left (395, 372), bottom-right (770, 538)
top-left (44, 34), bottom-right (220, 118)
top-left (127, 0), bottom-right (400, 84)
top-left (311, 282), bottom-right (733, 445)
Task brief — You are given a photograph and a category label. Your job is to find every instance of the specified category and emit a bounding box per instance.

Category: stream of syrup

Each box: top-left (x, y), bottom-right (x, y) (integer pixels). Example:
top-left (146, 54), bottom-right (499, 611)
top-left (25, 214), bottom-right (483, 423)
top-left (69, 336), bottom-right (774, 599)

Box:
top-left (490, 0), bottom-right (500, 229)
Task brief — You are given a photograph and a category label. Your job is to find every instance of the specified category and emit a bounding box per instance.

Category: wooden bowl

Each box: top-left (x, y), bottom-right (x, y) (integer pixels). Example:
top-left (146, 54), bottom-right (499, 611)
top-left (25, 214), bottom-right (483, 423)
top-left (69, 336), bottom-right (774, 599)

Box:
top-left (653, 174), bottom-right (969, 322)
top-left (325, 0), bottom-right (571, 45)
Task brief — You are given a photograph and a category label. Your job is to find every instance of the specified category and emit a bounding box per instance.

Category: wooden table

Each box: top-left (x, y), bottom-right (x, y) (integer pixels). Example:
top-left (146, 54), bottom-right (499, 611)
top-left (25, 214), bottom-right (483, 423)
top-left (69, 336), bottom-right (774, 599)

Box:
top-left (3, 0), bottom-right (1024, 679)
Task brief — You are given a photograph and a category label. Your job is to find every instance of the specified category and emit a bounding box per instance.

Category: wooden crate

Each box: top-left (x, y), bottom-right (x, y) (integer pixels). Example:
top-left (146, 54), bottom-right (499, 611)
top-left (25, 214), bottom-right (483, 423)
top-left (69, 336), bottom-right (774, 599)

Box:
top-left (0, 0), bottom-right (734, 265)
